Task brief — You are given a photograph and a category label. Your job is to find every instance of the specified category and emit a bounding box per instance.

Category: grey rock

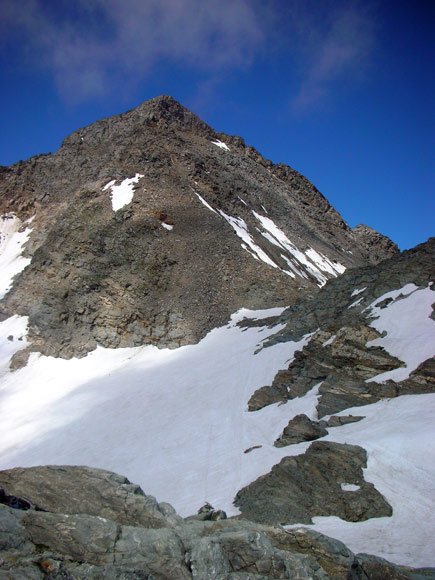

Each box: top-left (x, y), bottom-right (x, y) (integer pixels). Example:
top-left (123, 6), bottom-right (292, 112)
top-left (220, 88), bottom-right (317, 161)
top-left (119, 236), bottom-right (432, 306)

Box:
top-left (326, 415), bottom-right (365, 427)
top-left (0, 466), bottom-right (178, 529)
top-left (0, 465), bottom-right (433, 580)
top-left (22, 511), bottom-right (118, 566)
top-left (274, 414), bottom-right (328, 447)
top-left (234, 441), bottom-right (392, 525)
top-left (69, 565), bottom-right (155, 579)
top-left (186, 528), bottom-right (329, 580)
top-left (351, 553), bottom-right (435, 580)
top-left (0, 568), bottom-right (43, 579)
top-left (0, 505), bottom-right (33, 552)
top-left (113, 526), bottom-right (190, 579)
top-left (266, 527), bottom-right (356, 580)
top-left (186, 503), bottom-right (228, 522)
top-left (352, 224), bottom-right (399, 266)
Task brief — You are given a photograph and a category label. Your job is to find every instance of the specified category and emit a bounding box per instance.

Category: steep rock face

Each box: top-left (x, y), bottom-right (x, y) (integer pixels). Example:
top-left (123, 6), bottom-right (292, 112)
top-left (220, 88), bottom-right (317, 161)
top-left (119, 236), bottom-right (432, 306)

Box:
top-left (0, 465), bottom-right (430, 580)
top-left (0, 95), bottom-right (398, 358)
top-left (352, 224), bottom-right (399, 264)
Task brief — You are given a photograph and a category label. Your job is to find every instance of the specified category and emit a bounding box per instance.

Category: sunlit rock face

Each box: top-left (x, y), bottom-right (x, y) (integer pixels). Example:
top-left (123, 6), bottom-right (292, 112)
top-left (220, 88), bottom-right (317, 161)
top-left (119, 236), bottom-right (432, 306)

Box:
top-left (0, 95), bottom-right (397, 359)
top-left (0, 465), bottom-right (431, 580)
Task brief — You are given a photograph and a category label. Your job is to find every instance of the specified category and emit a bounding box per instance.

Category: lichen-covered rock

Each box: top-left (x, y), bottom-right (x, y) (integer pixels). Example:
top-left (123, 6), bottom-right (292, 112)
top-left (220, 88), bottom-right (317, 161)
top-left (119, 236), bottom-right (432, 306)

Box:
top-left (23, 511), bottom-right (118, 566)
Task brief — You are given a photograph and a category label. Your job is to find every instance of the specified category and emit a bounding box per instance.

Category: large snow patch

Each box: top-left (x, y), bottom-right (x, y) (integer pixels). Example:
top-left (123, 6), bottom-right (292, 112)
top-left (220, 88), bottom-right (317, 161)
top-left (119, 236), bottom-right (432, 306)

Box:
top-left (0, 307), bottom-right (311, 518)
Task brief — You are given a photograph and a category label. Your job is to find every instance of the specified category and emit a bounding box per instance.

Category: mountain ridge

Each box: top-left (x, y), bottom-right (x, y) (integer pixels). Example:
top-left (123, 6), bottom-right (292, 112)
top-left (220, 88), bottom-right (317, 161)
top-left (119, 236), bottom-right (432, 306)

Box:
top-left (0, 96), bottom-right (433, 578)
top-left (0, 95), bottom-right (397, 360)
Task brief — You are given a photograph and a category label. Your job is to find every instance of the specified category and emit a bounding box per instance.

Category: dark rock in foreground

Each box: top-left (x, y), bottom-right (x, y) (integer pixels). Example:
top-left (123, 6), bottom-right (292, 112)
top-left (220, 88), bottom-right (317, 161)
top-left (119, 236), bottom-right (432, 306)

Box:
top-left (1, 465), bottom-right (430, 580)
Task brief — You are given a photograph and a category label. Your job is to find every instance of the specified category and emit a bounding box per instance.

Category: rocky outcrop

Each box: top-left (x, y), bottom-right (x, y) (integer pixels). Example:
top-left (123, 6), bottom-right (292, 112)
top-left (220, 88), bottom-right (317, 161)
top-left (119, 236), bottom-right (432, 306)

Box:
top-left (0, 466), bottom-right (180, 529)
top-left (352, 224), bottom-right (399, 265)
top-left (234, 441), bottom-right (392, 525)
top-left (0, 465), bottom-right (430, 580)
top-left (0, 95), bottom-right (398, 359)
top-left (274, 414), bottom-right (328, 447)
top-left (248, 238), bottom-right (435, 418)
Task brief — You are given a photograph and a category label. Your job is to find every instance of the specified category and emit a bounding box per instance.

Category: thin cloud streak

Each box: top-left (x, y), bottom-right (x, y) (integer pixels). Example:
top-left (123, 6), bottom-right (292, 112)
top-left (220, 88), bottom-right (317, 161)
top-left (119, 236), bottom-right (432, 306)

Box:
top-left (290, 2), bottom-right (377, 113)
top-left (1, 0), bottom-right (264, 103)
top-left (1, 0), bottom-right (378, 111)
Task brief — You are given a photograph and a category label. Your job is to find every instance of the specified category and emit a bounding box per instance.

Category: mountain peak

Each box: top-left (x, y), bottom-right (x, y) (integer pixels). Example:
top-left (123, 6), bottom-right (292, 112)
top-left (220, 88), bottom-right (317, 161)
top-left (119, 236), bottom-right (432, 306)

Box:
top-left (129, 94), bottom-right (215, 136)
top-left (0, 96), bottom-right (399, 360)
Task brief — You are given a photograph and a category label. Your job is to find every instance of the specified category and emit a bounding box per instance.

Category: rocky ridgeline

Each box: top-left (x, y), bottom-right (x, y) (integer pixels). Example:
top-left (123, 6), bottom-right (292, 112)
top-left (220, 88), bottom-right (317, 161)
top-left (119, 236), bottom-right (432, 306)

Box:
top-left (0, 96), bottom-right (397, 360)
top-left (247, 237), bottom-right (435, 415)
top-left (1, 465), bottom-right (433, 580)
top-left (234, 238), bottom-right (435, 523)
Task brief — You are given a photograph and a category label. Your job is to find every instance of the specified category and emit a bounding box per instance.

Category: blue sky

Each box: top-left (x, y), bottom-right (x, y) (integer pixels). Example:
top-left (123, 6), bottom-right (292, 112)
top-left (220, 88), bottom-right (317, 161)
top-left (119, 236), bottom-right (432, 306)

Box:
top-left (0, 0), bottom-right (433, 250)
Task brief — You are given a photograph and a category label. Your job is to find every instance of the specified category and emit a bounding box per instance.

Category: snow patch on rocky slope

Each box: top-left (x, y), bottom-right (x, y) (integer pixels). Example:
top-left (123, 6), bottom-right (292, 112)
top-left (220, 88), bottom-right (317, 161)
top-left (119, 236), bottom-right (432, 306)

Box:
top-left (365, 283), bottom-right (435, 382)
top-left (103, 174), bottom-right (143, 211)
top-left (0, 214), bottom-right (33, 299)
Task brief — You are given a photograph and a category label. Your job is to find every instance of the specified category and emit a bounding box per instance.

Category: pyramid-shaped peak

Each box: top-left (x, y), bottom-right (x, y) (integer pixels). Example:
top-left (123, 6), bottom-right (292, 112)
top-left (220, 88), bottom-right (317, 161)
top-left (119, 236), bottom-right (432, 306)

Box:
top-left (132, 95), bottom-right (214, 136)
top-left (137, 94), bottom-right (186, 112)
top-left (60, 95), bottom-right (216, 150)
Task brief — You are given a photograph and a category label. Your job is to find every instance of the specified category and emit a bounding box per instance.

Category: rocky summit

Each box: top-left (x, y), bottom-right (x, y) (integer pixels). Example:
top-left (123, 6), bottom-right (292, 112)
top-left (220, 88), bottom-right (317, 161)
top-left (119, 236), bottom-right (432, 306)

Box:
top-left (0, 95), bottom-right (397, 360)
top-left (0, 96), bottom-right (434, 578)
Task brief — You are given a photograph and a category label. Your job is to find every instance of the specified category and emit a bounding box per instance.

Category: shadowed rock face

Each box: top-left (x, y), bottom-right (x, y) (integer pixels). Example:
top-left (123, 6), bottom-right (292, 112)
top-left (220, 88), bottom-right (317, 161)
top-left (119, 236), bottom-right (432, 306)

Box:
top-left (0, 95), bottom-right (398, 359)
top-left (0, 465), bottom-right (430, 580)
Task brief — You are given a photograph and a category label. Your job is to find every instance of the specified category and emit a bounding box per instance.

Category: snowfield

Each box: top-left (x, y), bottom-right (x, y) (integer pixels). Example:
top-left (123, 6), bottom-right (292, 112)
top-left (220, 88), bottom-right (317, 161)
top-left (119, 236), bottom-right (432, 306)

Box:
top-left (0, 308), bottom-right (312, 518)
top-left (0, 284), bottom-right (434, 567)
top-left (311, 393), bottom-right (435, 567)
top-left (365, 283), bottom-right (435, 382)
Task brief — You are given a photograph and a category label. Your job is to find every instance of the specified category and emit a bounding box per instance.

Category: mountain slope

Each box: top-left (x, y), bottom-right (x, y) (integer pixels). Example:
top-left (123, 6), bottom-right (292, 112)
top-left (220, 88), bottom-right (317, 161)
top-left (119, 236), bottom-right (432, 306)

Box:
top-left (0, 95), bottom-right (397, 360)
top-left (0, 239), bottom-right (433, 568)
top-left (0, 97), bottom-right (433, 575)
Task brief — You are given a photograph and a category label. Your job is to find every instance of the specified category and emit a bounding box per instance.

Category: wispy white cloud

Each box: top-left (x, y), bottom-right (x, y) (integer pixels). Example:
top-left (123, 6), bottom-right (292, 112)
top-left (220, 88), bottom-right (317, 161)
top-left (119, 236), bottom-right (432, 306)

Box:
top-left (1, 0), bottom-right (377, 111)
top-left (289, 1), bottom-right (377, 113)
top-left (1, 0), bottom-right (263, 103)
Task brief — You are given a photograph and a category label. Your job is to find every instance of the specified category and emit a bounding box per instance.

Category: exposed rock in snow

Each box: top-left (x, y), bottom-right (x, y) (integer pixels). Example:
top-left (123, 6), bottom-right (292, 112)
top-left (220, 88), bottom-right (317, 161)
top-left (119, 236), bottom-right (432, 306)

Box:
top-left (274, 414), bottom-right (328, 447)
top-left (234, 441), bottom-right (392, 525)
